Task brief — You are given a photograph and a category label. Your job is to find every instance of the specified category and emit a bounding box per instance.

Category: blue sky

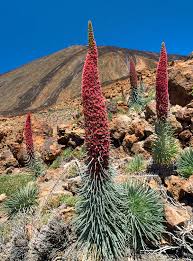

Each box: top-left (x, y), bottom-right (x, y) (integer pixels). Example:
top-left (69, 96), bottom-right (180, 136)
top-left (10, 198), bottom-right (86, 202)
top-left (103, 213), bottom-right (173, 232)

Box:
top-left (0, 0), bottom-right (192, 73)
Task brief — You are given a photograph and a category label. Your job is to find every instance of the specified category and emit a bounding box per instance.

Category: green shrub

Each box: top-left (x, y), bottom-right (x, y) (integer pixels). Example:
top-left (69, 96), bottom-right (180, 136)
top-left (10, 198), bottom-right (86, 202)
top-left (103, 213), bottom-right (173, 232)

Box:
top-left (62, 147), bottom-right (85, 161)
top-left (50, 156), bottom-right (61, 169)
top-left (42, 194), bottom-right (78, 212)
top-left (62, 147), bottom-right (74, 161)
top-left (0, 174), bottom-right (33, 196)
top-left (66, 164), bottom-right (78, 178)
top-left (42, 196), bottom-right (61, 210)
top-left (123, 180), bottom-right (164, 253)
top-left (152, 121), bottom-right (179, 166)
top-left (4, 182), bottom-right (38, 217)
top-left (60, 194), bottom-right (78, 207)
top-left (125, 155), bottom-right (146, 174)
top-left (177, 147), bottom-right (193, 178)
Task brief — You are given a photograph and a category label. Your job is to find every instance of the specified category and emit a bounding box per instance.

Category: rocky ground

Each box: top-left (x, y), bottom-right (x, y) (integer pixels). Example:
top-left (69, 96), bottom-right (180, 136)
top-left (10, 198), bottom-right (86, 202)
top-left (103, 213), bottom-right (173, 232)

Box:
top-left (0, 56), bottom-right (192, 260)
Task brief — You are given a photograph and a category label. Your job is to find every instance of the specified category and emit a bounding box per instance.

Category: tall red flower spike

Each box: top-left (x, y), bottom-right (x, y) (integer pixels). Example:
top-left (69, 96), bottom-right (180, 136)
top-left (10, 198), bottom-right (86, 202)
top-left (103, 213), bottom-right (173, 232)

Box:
top-left (156, 42), bottom-right (169, 120)
top-left (24, 113), bottom-right (35, 161)
top-left (129, 57), bottom-right (138, 89)
top-left (82, 21), bottom-right (110, 176)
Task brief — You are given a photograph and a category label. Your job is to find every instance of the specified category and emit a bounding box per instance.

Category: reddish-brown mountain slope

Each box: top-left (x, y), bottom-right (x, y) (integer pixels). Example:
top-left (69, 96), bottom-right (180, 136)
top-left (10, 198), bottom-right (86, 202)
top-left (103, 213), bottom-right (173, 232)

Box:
top-left (0, 45), bottom-right (185, 116)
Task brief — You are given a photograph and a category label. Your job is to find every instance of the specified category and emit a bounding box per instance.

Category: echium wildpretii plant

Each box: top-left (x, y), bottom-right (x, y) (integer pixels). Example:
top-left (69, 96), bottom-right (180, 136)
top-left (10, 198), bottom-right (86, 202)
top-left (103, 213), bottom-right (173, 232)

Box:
top-left (82, 21), bottom-right (110, 174)
top-left (139, 74), bottom-right (145, 93)
top-left (151, 43), bottom-right (179, 174)
top-left (74, 21), bottom-right (126, 260)
top-left (24, 113), bottom-right (45, 177)
top-left (128, 57), bottom-right (140, 107)
top-left (24, 113), bottom-right (35, 164)
top-left (127, 58), bottom-right (151, 111)
top-left (156, 42), bottom-right (169, 121)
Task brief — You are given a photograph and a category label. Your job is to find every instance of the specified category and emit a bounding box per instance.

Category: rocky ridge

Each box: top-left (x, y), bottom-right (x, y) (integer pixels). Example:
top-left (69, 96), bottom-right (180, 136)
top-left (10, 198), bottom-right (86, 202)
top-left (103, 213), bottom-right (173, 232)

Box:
top-left (0, 45), bottom-right (186, 116)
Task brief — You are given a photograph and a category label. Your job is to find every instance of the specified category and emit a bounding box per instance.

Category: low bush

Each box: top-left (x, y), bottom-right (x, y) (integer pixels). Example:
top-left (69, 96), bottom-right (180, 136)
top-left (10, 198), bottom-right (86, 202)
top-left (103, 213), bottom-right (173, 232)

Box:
top-left (4, 182), bottom-right (38, 217)
top-left (123, 180), bottom-right (165, 253)
top-left (125, 155), bottom-right (146, 174)
top-left (177, 147), bottom-right (193, 178)
top-left (60, 194), bottom-right (78, 207)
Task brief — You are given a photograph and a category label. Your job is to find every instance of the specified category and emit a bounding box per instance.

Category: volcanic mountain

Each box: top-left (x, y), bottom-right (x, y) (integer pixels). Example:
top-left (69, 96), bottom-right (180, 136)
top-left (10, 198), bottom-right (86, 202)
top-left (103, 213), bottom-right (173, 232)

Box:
top-left (0, 45), bottom-right (185, 116)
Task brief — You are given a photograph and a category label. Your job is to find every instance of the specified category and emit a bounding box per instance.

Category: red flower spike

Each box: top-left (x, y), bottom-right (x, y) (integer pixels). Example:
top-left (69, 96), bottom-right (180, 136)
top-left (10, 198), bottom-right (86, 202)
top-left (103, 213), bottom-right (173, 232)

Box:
top-left (129, 57), bottom-right (138, 89)
top-left (24, 113), bottom-right (35, 161)
top-left (82, 21), bottom-right (110, 176)
top-left (156, 42), bottom-right (169, 120)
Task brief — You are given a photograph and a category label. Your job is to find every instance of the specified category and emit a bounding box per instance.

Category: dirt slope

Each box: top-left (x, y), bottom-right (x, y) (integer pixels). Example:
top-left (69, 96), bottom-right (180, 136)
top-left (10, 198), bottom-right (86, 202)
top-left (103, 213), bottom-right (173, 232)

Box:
top-left (0, 45), bottom-right (185, 116)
